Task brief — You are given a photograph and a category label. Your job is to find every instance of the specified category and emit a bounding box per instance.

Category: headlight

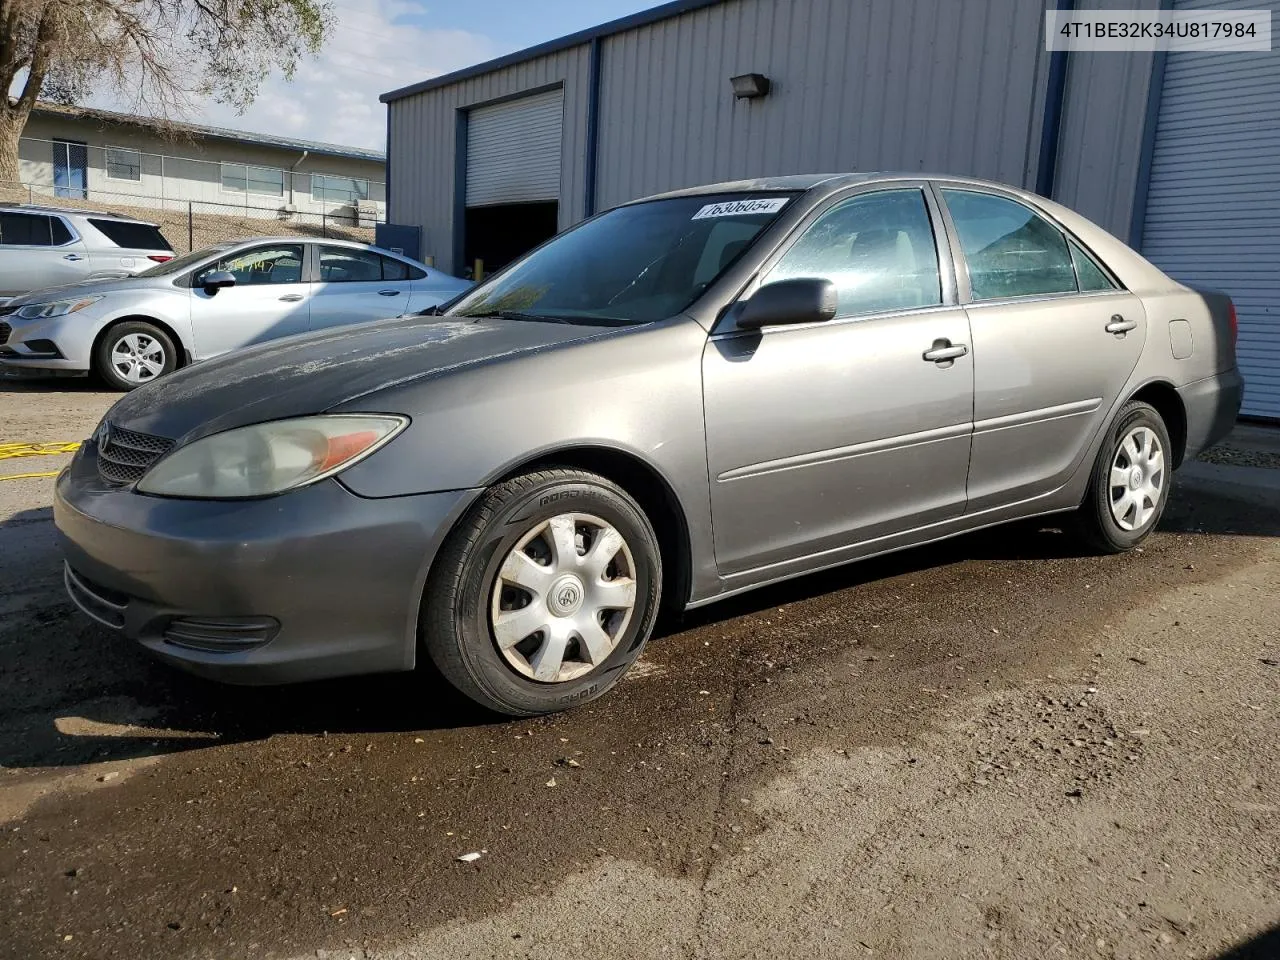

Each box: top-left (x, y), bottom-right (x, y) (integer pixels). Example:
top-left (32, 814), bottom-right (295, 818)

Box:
top-left (16, 296), bottom-right (103, 320)
top-left (135, 415), bottom-right (408, 499)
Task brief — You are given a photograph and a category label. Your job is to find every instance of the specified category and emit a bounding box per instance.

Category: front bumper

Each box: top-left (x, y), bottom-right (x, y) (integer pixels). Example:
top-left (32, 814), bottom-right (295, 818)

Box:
top-left (54, 447), bottom-right (475, 684)
top-left (1178, 367), bottom-right (1244, 462)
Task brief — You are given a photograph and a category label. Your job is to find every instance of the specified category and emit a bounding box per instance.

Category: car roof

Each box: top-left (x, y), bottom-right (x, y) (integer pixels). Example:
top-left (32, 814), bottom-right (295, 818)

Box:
top-left (0, 203), bottom-right (157, 225)
top-left (630, 172), bottom-right (1032, 204)
top-left (216, 236), bottom-right (421, 259)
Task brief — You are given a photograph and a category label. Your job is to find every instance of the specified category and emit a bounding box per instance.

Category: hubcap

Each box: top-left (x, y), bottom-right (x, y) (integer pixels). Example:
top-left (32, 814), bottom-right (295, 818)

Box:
top-left (110, 333), bottom-right (166, 384)
top-left (489, 512), bottom-right (638, 684)
top-left (1109, 426), bottom-right (1165, 532)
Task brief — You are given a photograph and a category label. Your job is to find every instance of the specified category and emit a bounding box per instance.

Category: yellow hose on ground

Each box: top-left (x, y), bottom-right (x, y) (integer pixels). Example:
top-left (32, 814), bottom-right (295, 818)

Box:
top-left (0, 441), bottom-right (81, 480)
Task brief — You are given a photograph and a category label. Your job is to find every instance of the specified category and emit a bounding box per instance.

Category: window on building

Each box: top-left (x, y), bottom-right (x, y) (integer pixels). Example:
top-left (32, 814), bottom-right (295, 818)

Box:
top-left (764, 189), bottom-right (943, 318)
top-left (312, 174), bottom-right (371, 205)
top-left (105, 146), bottom-right (141, 181)
top-left (221, 163), bottom-right (284, 197)
top-left (941, 190), bottom-right (1078, 301)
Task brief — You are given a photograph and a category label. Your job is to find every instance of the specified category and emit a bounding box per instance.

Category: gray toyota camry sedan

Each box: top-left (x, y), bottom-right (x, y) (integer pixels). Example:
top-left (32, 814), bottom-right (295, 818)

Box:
top-left (56, 173), bottom-right (1242, 715)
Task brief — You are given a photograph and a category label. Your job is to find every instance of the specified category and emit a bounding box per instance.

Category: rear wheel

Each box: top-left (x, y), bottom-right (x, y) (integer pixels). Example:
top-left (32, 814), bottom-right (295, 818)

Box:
top-left (422, 468), bottom-right (662, 716)
top-left (1074, 401), bottom-right (1172, 553)
top-left (94, 321), bottom-right (177, 391)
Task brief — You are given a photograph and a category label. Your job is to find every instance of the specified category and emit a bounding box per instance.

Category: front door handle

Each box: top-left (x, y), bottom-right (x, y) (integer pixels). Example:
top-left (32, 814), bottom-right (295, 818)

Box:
top-left (377, 289), bottom-right (401, 296)
top-left (278, 293), bottom-right (305, 302)
top-left (63, 253), bottom-right (85, 261)
top-left (1105, 315), bottom-right (1137, 334)
top-left (923, 339), bottom-right (969, 364)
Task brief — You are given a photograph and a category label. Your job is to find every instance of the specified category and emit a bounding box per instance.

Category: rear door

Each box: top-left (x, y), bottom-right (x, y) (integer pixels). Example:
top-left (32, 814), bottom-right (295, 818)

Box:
top-left (186, 243), bottom-right (310, 358)
top-left (702, 185), bottom-right (974, 576)
top-left (310, 245), bottom-right (412, 330)
top-left (0, 212), bottom-right (87, 296)
top-left (936, 185), bottom-right (1146, 511)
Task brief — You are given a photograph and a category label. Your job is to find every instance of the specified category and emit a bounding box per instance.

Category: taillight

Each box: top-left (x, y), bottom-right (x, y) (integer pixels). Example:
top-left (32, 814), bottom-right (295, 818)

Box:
top-left (1228, 301), bottom-right (1239, 349)
top-left (147, 255), bottom-right (173, 263)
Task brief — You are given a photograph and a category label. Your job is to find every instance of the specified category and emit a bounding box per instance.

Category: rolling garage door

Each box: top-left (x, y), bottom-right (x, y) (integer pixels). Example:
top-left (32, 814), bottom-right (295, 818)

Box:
top-left (465, 89), bottom-right (564, 207)
top-left (1140, 0), bottom-right (1280, 418)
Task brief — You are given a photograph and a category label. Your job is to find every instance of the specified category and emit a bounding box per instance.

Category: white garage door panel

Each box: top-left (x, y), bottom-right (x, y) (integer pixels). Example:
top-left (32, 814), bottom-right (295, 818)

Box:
top-left (466, 89), bottom-right (563, 207)
top-left (1140, 0), bottom-right (1280, 419)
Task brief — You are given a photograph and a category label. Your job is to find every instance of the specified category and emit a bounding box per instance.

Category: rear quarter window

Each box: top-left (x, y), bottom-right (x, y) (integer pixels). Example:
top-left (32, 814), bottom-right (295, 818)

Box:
top-left (88, 218), bottom-right (173, 251)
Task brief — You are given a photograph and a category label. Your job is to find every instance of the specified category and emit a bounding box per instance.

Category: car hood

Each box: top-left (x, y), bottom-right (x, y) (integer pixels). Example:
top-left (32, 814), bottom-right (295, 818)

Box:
top-left (6, 275), bottom-right (166, 306)
top-left (104, 314), bottom-right (625, 442)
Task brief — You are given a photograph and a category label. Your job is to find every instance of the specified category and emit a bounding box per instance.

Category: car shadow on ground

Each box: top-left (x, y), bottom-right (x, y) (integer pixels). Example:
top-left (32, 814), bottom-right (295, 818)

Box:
top-left (1, 483), bottom-right (1276, 771)
top-left (1216, 924), bottom-right (1280, 960)
top-left (0, 372), bottom-right (101, 393)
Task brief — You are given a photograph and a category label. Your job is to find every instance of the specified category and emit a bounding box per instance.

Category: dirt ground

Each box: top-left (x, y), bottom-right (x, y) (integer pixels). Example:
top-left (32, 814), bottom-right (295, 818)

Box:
top-left (0, 377), bottom-right (1277, 960)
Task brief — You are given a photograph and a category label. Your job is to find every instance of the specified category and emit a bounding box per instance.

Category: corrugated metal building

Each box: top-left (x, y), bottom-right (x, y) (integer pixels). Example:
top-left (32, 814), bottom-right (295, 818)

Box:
top-left (381, 0), bottom-right (1280, 418)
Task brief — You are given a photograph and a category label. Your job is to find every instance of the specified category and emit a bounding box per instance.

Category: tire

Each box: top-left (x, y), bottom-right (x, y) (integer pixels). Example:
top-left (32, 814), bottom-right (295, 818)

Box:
top-left (422, 468), bottom-right (663, 716)
top-left (94, 321), bottom-right (177, 391)
top-left (1074, 400), bottom-right (1173, 554)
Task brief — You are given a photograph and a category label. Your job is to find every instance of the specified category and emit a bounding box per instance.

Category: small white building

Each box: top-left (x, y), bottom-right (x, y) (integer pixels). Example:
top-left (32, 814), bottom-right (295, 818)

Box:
top-left (15, 102), bottom-right (386, 222)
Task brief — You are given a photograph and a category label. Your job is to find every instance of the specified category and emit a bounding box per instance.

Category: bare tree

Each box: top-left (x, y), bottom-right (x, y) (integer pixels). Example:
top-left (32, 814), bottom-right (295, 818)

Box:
top-left (0, 0), bottom-right (333, 182)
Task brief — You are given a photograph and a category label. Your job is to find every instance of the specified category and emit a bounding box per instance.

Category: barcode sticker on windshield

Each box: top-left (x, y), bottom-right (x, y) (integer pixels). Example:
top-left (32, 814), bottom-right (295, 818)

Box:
top-left (691, 198), bottom-right (789, 220)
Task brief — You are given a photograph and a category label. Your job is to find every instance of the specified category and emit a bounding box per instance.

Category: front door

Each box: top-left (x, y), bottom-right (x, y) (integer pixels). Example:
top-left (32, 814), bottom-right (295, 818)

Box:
top-left (937, 188), bottom-right (1147, 511)
top-left (188, 243), bottom-right (310, 358)
top-left (702, 186), bottom-right (975, 577)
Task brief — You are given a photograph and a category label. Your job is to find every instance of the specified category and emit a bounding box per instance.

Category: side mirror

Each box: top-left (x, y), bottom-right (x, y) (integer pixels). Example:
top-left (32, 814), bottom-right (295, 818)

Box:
top-left (735, 278), bottom-right (838, 330)
top-left (200, 270), bottom-right (236, 294)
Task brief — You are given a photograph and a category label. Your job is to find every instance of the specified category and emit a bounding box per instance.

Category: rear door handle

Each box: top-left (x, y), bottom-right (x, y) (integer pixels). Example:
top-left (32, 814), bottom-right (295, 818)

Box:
top-left (377, 289), bottom-right (401, 296)
top-left (63, 253), bottom-right (85, 261)
top-left (1105, 315), bottom-right (1137, 334)
top-left (278, 293), bottom-right (305, 302)
top-left (923, 339), bottom-right (968, 363)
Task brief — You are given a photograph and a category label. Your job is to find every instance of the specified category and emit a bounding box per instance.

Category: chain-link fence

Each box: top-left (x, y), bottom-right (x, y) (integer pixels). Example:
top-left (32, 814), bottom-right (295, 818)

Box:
top-left (0, 179), bottom-right (385, 254)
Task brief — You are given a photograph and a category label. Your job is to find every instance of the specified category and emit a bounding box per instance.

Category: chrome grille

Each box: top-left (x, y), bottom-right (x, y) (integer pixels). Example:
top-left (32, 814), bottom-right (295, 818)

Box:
top-left (97, 423), bottom-right (174, 485)
top-left (0, 322), bottom-right (10, 346)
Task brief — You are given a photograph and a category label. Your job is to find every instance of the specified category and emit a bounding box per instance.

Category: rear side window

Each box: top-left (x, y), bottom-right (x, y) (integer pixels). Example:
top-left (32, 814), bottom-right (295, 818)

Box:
top-left (380, 256), bottom-right (425, 281)
top-left (49, 217), bottom-right (72, 245)
top-left (1069, 239), bottom-right (1116, 292)
top-left (88, 218), bottom-right (173, 251)
top-left (942, 190), bottom-right (1076, 300)
top-left (764, 188), bottom-right (943, 318)
top-left (0, 212), bottom-right (56, 246)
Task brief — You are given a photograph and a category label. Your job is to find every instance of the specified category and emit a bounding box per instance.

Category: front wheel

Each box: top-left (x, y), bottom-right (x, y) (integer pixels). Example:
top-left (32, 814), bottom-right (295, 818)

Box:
top-left (1074, 400), bottom-right (1172, 553)
top-left (94, 321), bottom-right (177, 391)
top-left (422, 468), bottom-right (663, 716)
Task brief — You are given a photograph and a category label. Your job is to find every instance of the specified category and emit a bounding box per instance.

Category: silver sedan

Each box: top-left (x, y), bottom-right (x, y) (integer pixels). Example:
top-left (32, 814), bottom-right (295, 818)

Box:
top-left (55, 173), bottom-right (1242, 715)
top-left (0, 237), bottom-right (471, 389)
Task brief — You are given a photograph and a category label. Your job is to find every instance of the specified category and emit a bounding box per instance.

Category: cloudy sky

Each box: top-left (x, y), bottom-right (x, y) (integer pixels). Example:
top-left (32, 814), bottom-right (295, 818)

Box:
top-left (189, 0), bottom-right (662, 152)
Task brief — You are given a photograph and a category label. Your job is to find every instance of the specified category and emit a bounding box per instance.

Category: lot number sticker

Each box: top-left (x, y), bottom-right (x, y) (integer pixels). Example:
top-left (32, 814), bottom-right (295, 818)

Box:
top-left (692, 198), bottom-right (789, 220)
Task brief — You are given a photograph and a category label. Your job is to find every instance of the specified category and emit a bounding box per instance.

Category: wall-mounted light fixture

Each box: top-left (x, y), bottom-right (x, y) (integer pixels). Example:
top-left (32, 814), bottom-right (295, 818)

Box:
top-left (730, 73), bottom-right (771, 100)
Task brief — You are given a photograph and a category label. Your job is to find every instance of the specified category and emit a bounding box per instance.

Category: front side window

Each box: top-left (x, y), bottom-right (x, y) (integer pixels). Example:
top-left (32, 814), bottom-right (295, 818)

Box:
top-left (221, 163), bottom-right (284, 197)
top-left (0, 212), bottom-right (55, 246)
top-left (763, 189), bottom-right (943, 318)
top-left (105, 146), bottom-right (141, 181)
top-left (451, 192), bottom-right (794, 324)
top-left (313, 175), bottom-right (370, 204)
top-left (942, 190), bottom-right (1077, 300)
top-left (198, 245), bottom-right (303, 285)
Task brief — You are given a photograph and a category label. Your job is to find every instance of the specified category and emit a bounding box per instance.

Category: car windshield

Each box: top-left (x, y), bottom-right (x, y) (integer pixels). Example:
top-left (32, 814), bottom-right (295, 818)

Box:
top-left (450, 192), bottom-right (796, 324)
top-left (135, 243), bottom-right (236, 278)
